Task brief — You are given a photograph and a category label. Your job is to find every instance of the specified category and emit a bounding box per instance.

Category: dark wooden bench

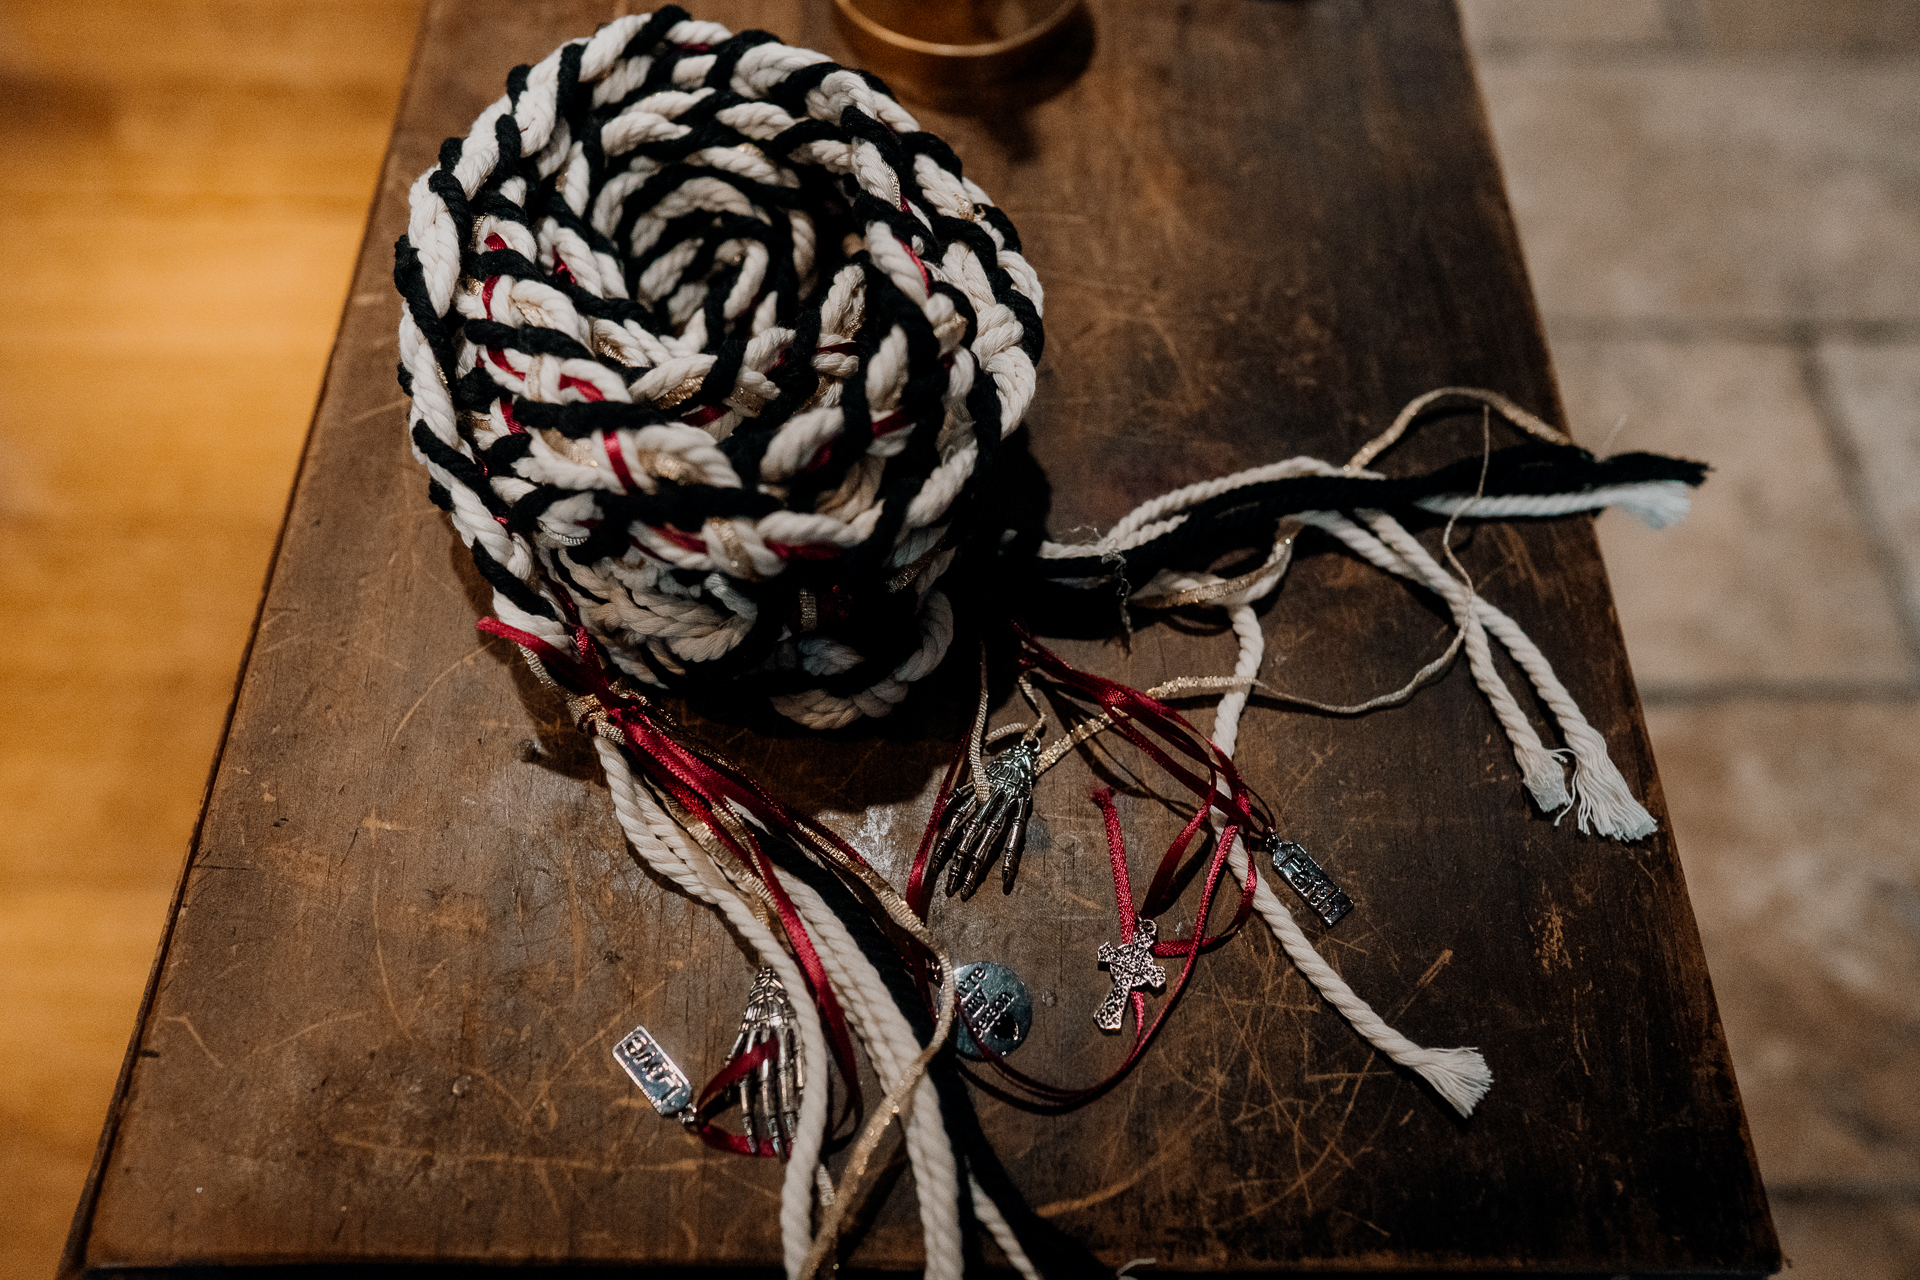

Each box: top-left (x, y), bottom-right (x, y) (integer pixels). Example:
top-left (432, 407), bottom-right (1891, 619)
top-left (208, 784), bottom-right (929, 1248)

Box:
top-left (62, 0), bottom-right (1779, 1273)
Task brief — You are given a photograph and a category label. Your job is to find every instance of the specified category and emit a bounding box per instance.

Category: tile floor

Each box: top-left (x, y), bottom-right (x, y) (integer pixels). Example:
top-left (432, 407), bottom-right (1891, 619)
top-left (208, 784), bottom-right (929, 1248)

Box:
top-left (1, 0), bottom-right (1916, 1275)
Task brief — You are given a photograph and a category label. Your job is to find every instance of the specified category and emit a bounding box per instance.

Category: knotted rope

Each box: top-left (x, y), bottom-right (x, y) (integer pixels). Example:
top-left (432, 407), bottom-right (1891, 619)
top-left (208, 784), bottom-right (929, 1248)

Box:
top-left (395, 5), bottom-right (1042, 732)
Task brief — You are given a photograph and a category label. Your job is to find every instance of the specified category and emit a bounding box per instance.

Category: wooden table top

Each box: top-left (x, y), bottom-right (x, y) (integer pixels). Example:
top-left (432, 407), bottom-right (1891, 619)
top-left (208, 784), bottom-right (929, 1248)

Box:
top-left (64, 0), bottom-right (1778, 1273)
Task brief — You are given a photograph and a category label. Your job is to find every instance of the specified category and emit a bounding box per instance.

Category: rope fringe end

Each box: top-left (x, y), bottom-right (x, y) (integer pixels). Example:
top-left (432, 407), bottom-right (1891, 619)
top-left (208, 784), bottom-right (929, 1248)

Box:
top-left (1409, 1047), bottom-right (1494, 1118)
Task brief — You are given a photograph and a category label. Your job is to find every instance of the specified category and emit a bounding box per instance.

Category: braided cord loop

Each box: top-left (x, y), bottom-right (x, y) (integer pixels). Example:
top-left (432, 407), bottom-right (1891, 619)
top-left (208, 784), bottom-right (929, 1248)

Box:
top-left (395, 7), bottom-right (1043, 728)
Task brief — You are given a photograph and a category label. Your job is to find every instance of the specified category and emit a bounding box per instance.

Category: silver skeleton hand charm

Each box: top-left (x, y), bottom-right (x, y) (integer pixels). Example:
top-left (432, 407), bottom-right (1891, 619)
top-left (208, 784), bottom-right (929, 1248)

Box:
top-left (1094, 916), bottom-right (1167, 1032)
top-left (726, 967), bottom-right (804, 1158)
top-left (931, 739), bottom-right (1040, 899)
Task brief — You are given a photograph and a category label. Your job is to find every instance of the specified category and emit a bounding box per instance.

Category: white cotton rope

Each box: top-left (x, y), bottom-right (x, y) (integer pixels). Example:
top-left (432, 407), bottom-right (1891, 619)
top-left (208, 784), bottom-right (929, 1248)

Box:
top-left (779, 869), bottom-right (1041, 1280)
top-left (593, 737), bottom-right (833, 1277)
top-left (1129, 539), bottom-right (1494, 1116)
top-left (601, 716), bottom-right (980, 1279)
top-left (970, 1173), bottom-right (1043, 1280)
top-left (1298, 509), bottom-right (1656, 840)
top-left (1045, 386), bottom-right (1680, 843)
top-left (1417, 480), bottom-right (1695, 530)
top-left (780, 874), bottom-right (965, 1280)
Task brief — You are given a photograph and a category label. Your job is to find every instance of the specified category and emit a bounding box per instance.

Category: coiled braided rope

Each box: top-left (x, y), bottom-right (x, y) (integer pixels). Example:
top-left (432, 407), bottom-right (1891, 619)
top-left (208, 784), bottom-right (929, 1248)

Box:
top-left (395, 6), bottom-right (1041, 730)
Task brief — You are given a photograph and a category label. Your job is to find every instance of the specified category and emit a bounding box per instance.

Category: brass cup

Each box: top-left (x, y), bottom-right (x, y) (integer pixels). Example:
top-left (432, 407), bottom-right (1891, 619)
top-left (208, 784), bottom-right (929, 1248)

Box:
top-left (831, 0), bottom-right (1090, 112)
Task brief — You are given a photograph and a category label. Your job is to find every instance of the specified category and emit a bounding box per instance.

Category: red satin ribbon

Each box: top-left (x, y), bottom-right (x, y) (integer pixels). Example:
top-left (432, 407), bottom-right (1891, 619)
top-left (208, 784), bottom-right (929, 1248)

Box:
top-left (956, 811), bottom-right (1251, 1110)
top-left (474, 615), bottom-right (894, 1144)
top-left (902, 744), bottom-right (968, 1010)
top-left (905, 744), bottom-right (967, 922)
top-left (937, 627), bottom-right (1270, 1108)
top-left (1091, 788), bottom-right (1147, 1035)
top-left (601, 429), bottom-right (637, 491)
top-left (1014, 626), bottom-right (1262, 950)
top-left (1015, 626), bottom-right (1268, 836)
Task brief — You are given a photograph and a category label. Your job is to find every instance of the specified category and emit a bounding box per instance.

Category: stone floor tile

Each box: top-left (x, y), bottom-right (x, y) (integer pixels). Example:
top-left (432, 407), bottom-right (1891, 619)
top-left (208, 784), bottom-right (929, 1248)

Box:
top-left (1457, 0), bottom-right (1672, 56)
top-left (1766, 1195), bottom-right (1920, 1280)
top-left (1815, 341), bottom-right (1920, 636)
top-left (1645, 700), bottom-right (1920, 1189)
top-left (1691, 0), bottom-right (1920, 56)
top-left (1477, 60), bottom-right (1920, 324)
top-left (1551, 335), bottom-right (1913, 689)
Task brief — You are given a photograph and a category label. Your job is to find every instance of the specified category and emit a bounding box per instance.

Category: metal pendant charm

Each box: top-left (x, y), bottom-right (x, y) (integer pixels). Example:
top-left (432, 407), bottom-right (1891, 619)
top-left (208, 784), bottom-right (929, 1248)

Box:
top-left (612, 1024), bottom-right (695, 1118)
top-left (1094, 916), bottom-right (1167, 1032)
top-left (931, 739), bottom-right (1040, 899)
top-left (726, 967), bottom-right (804, 1158)
top-left (953, 961), bottom-right (1034, 1060)
top-left (1268, 838), bottom-right (1354, 927)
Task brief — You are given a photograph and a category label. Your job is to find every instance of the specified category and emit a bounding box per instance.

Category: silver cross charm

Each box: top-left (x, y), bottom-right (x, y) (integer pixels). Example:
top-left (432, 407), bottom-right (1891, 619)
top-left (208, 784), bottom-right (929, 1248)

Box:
top-left (726, 968), bottom-right (804, 1158)
top-left (1094, 916), bottom-right (1166, 1032)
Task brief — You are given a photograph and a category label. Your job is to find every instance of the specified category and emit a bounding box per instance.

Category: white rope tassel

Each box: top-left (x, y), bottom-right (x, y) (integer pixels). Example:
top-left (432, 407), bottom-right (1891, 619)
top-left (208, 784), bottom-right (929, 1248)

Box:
top-left (1227, 825), bottom-right (1493, 1117)
top-left (1351, 511), bottom-right (1656, 841)
top-left (1184, 537), bottom-right (1492, 1117)
top-left (1220, 602), bottom-right (1491, 1116)
top-left (1471, 597), bottom-right (1657, 840)
top-left (1302, 510), bottom-right (1574, 814)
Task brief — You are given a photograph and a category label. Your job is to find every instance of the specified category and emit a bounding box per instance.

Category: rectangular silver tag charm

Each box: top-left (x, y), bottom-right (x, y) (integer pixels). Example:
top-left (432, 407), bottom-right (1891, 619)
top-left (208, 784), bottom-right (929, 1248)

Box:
top-left (1269, 840), bottom-right (1354, 927)
top-left (613, 1024), bottom-right (693, 1116)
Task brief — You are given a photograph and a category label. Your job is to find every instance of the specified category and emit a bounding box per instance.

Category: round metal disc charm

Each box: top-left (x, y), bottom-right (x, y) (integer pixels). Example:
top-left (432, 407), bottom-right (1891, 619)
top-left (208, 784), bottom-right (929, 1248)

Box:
top-left (953, 961), bottom-right (1034, 1060)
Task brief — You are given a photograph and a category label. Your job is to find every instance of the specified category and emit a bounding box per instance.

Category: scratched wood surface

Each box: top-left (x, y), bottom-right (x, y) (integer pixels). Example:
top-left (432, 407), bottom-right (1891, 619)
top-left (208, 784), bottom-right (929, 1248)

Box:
top-left (65, 0), bottom-right (1779, 1273)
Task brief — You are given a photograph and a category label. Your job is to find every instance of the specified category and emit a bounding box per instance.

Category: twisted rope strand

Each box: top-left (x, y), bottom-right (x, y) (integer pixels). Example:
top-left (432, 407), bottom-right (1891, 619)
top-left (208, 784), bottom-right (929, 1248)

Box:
top-left (593, 737), bottom-right (833, 1277)
top-left (1203, 569), bottom-right (1492, 1115)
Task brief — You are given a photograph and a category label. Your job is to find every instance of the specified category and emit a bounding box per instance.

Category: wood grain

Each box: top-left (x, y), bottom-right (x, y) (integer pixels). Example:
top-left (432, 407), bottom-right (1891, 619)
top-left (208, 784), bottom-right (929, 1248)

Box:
top-left (64, 0), bottom-right (1779, 1272)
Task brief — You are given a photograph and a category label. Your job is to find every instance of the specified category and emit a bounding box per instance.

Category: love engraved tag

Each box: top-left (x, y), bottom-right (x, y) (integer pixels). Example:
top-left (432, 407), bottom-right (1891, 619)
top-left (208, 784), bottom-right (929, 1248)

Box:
top-left (612, 1024), bottom-right (694, 1116)
top-left (1269, 840), bottom-right (1354, 927)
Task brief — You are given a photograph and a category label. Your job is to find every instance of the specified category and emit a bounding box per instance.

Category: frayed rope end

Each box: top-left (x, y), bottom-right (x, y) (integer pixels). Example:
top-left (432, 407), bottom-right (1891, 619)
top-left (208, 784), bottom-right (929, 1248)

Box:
top-left (1616, 480), bottom-right (1694, 531)
top-left (1411, 1047), bottom-right (1493, 1118)
top-left (1566, 751), bottom-right (1658, 842)
top-left (1520, 758), bottom-right (1572, 814)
